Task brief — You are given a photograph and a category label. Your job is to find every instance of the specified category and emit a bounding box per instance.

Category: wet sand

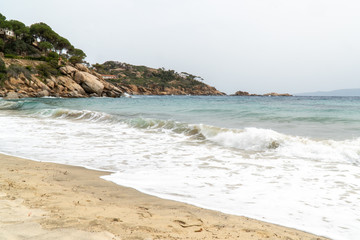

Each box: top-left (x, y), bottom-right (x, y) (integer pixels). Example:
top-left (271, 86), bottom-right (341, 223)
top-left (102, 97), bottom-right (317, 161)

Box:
top-left (0, 153), bottom-right (328, 240)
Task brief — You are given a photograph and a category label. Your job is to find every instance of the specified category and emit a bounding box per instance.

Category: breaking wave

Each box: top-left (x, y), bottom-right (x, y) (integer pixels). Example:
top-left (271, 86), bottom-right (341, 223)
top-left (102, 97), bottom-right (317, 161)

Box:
top-left (27, 107), bottom-right (360, 164)
top-left (33, 108), bottom-right (115, 122)
top-left (0, 100), bottom-right (24, 110)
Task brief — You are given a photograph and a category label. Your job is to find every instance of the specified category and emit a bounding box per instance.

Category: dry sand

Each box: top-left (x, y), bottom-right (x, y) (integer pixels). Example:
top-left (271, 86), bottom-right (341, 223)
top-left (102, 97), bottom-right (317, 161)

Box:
top-left (0, 153), bottom-right (329, 240)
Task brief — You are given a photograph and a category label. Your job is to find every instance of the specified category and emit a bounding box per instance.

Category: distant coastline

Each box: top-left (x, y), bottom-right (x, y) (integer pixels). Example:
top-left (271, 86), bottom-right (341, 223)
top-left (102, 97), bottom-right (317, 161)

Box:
top-left (296, 88), bottom-right (360, 97)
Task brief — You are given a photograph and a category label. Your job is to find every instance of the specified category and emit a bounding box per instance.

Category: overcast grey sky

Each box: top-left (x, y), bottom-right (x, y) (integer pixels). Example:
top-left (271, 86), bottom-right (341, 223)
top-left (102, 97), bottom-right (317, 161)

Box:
top-left (2, 0), bottom-right (360, 94)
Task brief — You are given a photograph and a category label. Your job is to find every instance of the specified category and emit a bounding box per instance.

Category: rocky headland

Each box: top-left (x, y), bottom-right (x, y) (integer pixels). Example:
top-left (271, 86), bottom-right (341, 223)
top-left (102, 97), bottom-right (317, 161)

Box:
top-left (0, 57), bottom-right (122, 98)
top-left (92, 61), bottom-right (225, 96)
top-left (0, 13), bottom-right (224, 98)
top-left (0, 54), bottom-right (291, 99)
top-left (0, 13), bottom-right (287, 98)
top-left (0, 56), bottom-right (224, 98)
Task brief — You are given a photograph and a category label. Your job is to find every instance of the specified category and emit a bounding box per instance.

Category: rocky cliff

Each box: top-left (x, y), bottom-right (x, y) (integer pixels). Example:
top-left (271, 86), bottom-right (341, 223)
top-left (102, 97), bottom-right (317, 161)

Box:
top-left (0, 57), bottom-right (225, 98)
top-left (0, 57), bottom-right (122, 98)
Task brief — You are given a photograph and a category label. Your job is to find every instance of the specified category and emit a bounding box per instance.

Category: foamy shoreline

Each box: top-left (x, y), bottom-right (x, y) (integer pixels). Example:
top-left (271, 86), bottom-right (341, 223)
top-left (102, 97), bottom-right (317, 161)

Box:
top-left (0, 153), bottom-right (329, 240)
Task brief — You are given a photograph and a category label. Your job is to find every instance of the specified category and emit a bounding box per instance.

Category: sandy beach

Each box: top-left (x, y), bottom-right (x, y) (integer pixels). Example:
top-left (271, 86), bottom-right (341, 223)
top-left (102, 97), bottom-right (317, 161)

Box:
top-left (0, 153), bottom-right (328, 240)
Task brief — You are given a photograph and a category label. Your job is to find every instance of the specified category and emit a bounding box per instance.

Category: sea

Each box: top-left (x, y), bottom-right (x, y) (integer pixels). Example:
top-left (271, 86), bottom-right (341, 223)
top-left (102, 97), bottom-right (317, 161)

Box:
top-left (0, 95), bottom-right (359, 240)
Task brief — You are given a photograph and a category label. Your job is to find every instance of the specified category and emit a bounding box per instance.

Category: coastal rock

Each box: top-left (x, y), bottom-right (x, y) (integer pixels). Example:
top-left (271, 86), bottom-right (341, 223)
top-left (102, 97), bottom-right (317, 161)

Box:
top-left (56, 76), bottom-right (86, 96)
top-left (101, 81), bottom-right (123, 97)
top-left (74, 63), bottom-right (89, 73)
top-left (45, 77), bottom-right (56, 89)
top-left (59, 65), bottom-right (77, 78)
top-left (90, 70), bottom-right (104, 79)
top-left (232, 91), bottom-right (250, 96)
top-left (5, 91), bottom-right (19, 99)
top-left (9, 77), bottom-right (23, 86)
top-left (81, 79), bottom-right (104, 96)
top-left (36, 90), bottom-right (50, 97)
top-left (0, 57), bottom-right (110, 98)
top-left (74, 71), bottom-right (104, 95)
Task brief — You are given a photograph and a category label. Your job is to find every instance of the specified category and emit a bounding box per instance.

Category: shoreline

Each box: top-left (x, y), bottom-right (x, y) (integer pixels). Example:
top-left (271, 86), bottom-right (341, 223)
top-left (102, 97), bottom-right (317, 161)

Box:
top-left (0, 153), bottom-right (329, 240)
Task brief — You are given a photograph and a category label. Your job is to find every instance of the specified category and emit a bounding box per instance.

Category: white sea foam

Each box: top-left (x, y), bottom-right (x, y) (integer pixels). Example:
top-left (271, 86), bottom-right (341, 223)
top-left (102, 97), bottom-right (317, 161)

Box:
top-left (197, 125), bottom-right (360, 164)
top-left (0, 107), bottom-right (359, 240)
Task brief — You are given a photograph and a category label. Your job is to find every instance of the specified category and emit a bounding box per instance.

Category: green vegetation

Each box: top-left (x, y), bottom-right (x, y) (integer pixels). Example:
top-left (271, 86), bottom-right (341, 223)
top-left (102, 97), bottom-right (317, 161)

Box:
top-left (92, 61), bottom-right (206, 90)
top-left (0, 38), bottom-right (4, 51)
top-left (0, 57), bottom-right (6, 86)
top-left (0, 57), bottom-right (5, 72)
top-left (68, 48), bottom-right (86, 65)
top-left (36, 63), bottom-right (59, 78)
top-left (6, 64), bottom-right (32, 79)
top-left (0, 13), bottom-right (86, 61)
top-left (0, 12), bottom-right (87, 82)
top-left (38, 41), bottom-right (53, 53)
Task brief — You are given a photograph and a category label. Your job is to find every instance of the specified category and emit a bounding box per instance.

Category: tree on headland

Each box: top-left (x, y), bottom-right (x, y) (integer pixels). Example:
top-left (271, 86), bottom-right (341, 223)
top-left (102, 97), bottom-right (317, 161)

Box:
top-left (0, 13), bottom-right (10, 30)
top-left (30, 22), bottom-right (72, 55)
top-left (8, 20), bottom-right (28, 39)
top-left (54, 36), bottom-right (71, 54)
top-left (0, 12), bottom-right (88, 85)
top-left (0, 13), bottom-right (5, 22)
top-left (68, 47), bottom-right (86, 64)
top-left (38, 41), bottom-right (53, 53)
top-left (0, 13), bottom-right (86, 64)
top-left (30, 22), bottom-right (55, 42)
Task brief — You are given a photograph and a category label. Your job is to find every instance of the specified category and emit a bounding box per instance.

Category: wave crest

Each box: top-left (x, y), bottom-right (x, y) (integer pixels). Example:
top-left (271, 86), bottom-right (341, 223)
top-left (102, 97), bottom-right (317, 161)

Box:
top-left (123, 118), bottom-right (360, 163)
top-left (33, 108), bottom-right (115, 122)
top-left (19, 107), bottom-right (360, 164)
top-left (0, 100), bottom-right (24, 110)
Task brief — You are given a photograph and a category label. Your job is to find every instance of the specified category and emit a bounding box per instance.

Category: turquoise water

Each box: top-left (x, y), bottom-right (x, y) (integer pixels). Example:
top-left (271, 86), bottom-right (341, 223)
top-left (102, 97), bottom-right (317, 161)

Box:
top-left (6, 95), bottom-right (360, 138)
top-left (0, 95), bottom-right (360, 239)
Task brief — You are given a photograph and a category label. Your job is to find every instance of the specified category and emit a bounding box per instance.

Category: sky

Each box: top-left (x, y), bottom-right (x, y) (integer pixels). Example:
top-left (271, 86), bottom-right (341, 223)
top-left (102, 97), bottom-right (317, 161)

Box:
top-left (1, 0), bottom-right (360, 94)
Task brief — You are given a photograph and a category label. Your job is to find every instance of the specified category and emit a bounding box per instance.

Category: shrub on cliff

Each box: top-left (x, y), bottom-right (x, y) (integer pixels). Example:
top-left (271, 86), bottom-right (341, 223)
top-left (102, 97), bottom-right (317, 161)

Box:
top-left (154, 68), bottom-right (178, 82)
top-left (6, 64), bottom-right (32, 79)
top-left (0, 58), bottom-right (6, 86)
top-left (0, 39), bottom-right (4, 52)
top-left (45, 51), bottom-right (61, 68)
top-left (36, 63), bottom-right (59, 78)
top-left (68, 48), bottom-right (86, 64)
top-left (4, 39), bottom-right (40, 56)
top-left (0, 57), bottom-right (6, 73)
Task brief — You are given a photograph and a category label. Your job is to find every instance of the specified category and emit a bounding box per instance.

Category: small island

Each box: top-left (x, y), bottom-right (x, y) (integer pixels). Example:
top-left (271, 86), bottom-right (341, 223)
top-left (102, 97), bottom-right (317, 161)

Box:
top-left (231, 90), bottom-right (292, 96)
